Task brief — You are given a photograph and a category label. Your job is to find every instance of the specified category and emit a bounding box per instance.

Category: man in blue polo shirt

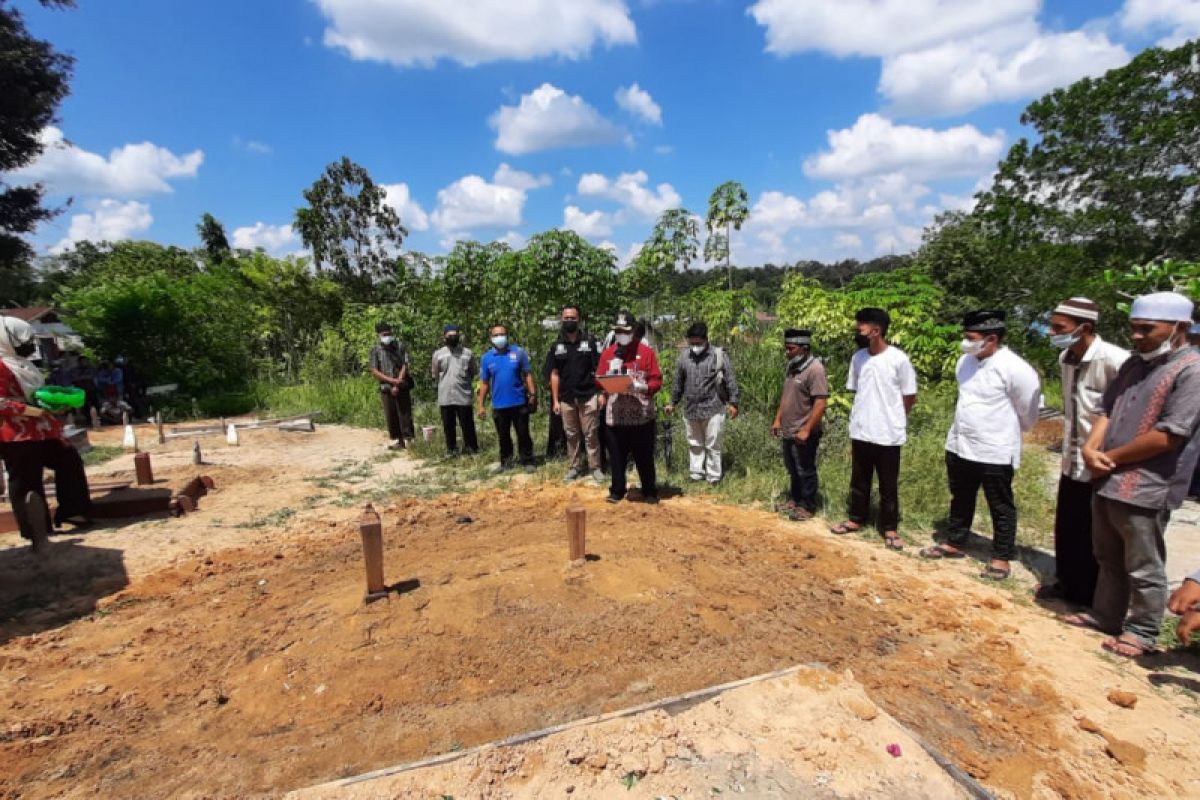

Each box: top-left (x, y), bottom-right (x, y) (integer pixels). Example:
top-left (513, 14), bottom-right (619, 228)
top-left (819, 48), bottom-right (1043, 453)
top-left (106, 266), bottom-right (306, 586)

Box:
top-left (477, 323), bottom-right (538, 473)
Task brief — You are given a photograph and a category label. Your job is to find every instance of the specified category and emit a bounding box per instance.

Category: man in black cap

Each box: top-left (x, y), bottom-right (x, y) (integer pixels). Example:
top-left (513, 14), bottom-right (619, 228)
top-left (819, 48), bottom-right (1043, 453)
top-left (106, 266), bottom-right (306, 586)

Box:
top-left (369, 321), bottom-right (414, 449)
top-left (665, 321), bottom-right (740, 484)
top-left (550, 304), bottom-right (604, 483)
top-left (921, 310), bottom-right (1041, 580)
top-left (772, 329), bottom-right (828, 520)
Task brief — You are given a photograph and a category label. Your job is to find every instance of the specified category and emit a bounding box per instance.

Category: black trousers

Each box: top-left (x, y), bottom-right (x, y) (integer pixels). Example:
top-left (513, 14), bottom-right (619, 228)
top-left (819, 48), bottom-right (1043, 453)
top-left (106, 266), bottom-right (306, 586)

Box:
top-left (0, 440), bottom-right (91, 538)
top-left (606, 422), bottom-right (657, 499)
top-left (546, 409), bottom-right (567, 458)
top-left (782, 431), bottom-right (822, 511)
top-left (1054, 476), bottom-right (1099, 605)
top-left (944, 450), bottom-right (1017, 561)
top-left (848, 439), bottom-right (901, 531)
top-left (380, 388), bottom-right (415, 442)
top-left (493, 406), bottom-right (534, 466)
top-left (439, 405), bottom-right (478, 454)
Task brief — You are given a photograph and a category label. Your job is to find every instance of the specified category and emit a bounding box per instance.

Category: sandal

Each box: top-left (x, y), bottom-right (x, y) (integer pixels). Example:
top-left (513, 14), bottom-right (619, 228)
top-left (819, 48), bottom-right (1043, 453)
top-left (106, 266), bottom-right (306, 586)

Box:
top-left (788, 507), bottom-right (814, 521)
top-left (829, 521), bottom-right (862, 535)
top-left (1060, 612), bottom-right (1103, 631)
top-left (1101, 634), bottom-right (1158, 659)
top-left (883, 532), bottom-right (904, 551)
top-left (919, 544), bottom-right (966, 560)
top-left (980, 565), bottom-right (1011, 581)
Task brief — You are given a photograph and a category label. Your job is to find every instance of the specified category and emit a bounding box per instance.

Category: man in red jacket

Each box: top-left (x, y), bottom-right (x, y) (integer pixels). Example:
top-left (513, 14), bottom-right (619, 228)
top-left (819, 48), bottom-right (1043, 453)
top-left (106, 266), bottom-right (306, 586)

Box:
top-left (597, 311), bottom-right (662, 504)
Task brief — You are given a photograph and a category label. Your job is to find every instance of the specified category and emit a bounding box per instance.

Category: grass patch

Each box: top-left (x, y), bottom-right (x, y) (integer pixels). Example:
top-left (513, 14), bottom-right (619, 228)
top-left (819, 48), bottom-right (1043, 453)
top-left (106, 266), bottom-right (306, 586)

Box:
top-left (82, 445), bottom-right (124, 467)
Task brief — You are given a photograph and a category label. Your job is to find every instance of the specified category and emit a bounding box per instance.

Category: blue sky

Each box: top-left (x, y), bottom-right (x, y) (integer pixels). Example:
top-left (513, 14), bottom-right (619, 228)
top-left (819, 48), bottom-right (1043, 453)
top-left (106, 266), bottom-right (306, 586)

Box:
top-left (11, 0), bottom-right (1196, 267)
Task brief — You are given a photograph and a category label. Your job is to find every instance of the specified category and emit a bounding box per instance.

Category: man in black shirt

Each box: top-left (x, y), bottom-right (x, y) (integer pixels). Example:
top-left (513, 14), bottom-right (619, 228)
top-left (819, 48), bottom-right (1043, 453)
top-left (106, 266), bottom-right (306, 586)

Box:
top-left (550, 305), bottom-right (604, 483)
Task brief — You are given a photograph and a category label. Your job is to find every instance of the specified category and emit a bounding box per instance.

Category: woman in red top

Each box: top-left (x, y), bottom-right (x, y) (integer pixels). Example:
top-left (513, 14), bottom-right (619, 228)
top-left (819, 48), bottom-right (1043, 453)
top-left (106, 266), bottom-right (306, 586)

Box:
top-left (597, 311), bottom-right (662, 504)
top-left (1, 316), bottom-right (92, 552)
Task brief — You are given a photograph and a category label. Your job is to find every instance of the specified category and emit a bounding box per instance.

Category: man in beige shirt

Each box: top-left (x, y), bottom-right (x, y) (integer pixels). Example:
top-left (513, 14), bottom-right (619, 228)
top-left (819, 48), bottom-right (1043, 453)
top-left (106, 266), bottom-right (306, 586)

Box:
top-left (1037, 297), bottom-right (1128, 606)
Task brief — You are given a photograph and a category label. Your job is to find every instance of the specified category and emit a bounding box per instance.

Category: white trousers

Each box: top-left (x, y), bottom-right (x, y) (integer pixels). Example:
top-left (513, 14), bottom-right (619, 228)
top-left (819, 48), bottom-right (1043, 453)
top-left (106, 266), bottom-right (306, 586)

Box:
top-left (686, 414), bottom-right (726, 482)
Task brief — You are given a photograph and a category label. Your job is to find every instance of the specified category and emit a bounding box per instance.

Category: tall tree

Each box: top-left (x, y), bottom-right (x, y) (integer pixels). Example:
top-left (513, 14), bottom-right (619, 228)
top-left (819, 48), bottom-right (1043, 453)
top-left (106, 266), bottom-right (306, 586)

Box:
top-left (704, 181), bottom-right (750, 290)
top-left (293, 157), bottom-right (407, 298)
top-left (0, 0), bottom-right (75, 294)
top-left (196, 212), bottom-right (230, 261)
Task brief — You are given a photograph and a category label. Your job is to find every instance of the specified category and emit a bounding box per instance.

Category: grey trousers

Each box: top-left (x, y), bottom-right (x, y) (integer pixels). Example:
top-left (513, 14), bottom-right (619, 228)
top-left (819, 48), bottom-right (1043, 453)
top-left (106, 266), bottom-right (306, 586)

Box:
top-left (1091, 494), bottom-right (1170, 646)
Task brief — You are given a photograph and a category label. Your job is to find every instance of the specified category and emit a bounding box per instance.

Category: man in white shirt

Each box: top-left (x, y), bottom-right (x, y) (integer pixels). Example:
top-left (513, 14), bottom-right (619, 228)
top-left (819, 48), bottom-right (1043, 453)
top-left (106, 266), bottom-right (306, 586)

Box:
top-left (922, 310), bottom-right (1041, 579)
top-left (829, 308), bottom-right (918, 551)
top-left (1036, 297), bottom-right (1128, 605)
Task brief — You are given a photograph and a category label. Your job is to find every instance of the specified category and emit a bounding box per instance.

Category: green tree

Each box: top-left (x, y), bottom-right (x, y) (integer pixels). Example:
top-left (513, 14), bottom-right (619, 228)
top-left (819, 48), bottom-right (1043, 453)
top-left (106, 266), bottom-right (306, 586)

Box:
top-left (0, 0), bottom-right (74, 290)
top-left (197, 212), bottom-right (230, 261)
top-left (625, 208), bottom-right (700, 316)
top-left (293, 157), bottom-right (407, 298)
top-left (704, 181), bottom-right (750, 290)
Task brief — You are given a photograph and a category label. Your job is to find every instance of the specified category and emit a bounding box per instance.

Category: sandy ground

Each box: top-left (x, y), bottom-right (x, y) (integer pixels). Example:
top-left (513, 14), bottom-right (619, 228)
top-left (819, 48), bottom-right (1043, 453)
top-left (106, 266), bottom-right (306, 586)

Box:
top-left (1, 422), bottom-right (1199, 799)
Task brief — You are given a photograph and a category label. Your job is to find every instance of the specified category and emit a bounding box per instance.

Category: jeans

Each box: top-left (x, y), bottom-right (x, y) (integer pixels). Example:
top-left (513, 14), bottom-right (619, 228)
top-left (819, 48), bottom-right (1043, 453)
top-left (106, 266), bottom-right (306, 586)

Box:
top-left (0, 440), bottom-right (92, 538)
top-left (380, 387), bottom-right (414, 443)
top-left (561, 395), bottom-right (603, 471)
top-left (1091, 494), bottom-right (1169, 646)
top-left (944, 451), bottom-right (1017, 561)
top-left (848, 439), bottom-right (901, 532)
top-left (606, 422), bottom-right (656, 499)
top-left (493, 405), bottom-right (534, 466)
top-left (685, 414), bottom-right (726, 482)
top-left (1054, 476), bottom-right (1099, 605)
top-left (439, 405), bottom-right (478, 454)
top-left (782, 431), bottom-right (822, 511)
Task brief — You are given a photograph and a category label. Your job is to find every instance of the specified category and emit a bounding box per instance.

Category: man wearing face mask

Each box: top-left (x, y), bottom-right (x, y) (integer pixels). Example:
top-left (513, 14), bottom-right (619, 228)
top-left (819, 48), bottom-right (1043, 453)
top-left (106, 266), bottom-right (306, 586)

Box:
top-left (772, 329), bottom-right (828, 521)
top-left (1035, 298), bottom-right (1128, 606)
top-left (665, 321), bottom-right (740, 485)
top-left (431, 324), bottom-right (478, 456)
top-left (921, 310), bottom-right (1041, 580)
top-left (597, 311), bottom-right (662, 504)
top-left (478, 324), bottom-right (537, 473)
top-left (1, 316), bottom-right (93, 554)
top-left (550, 305), bottom-right (604, 484)
top-left (369, 323), bottom-right (415, 449)
top-left (829, 308), bottom-right (918, 550)
top-left (1066, 292), bottom-right (1200, 658)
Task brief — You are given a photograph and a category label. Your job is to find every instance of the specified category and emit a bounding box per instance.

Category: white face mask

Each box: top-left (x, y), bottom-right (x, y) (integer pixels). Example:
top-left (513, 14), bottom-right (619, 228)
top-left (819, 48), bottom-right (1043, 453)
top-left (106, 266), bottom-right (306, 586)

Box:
top-left (491, 335), bottom-right (508, 349)
top-left (615, 333), bottom-right (633, 346)
top-left (379, 335), bottom-right (394, 345)
top-left (1138, 339), bottom-right (1173, 361)
top-left (1049, 331), bottom-right (1081, 349)
top-left (690, 344), bottom-right (706, 355)
top-left (960, 338), bottom-right (985, 356)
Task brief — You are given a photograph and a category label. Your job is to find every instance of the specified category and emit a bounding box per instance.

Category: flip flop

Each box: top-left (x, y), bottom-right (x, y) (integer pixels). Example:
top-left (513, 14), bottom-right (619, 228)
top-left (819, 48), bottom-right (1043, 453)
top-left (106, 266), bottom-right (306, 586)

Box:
top-left (919, 544), bottom-right (966, 560)
top-left (980, 565), bottom-right (1011, 581)
top-left (883, 533), bottom-right (904, 551)
top-left (1060, 612), bottom-right (1103, 631)
top-left (829, 521), bottom-right (862, 535)
top-left (1101, 634), bottom-right (1158, 659)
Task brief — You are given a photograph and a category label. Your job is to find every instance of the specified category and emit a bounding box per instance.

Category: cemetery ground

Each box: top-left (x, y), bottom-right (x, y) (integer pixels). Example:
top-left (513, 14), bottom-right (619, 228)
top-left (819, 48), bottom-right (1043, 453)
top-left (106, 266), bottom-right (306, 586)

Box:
top-left (1, 421), bottom-right (1200, 799)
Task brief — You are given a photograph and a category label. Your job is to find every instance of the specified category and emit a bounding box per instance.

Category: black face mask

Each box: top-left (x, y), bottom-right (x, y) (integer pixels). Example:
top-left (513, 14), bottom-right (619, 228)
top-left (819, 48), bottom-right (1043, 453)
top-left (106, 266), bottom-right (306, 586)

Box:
top-left (561, 320), bottom-right (579, 334)
top-left (15, 342), bottom-right (36, 358)
top-left (445, 336), bottom-right (460, 347)
top-left (854, 333), bottom-right (871, 350)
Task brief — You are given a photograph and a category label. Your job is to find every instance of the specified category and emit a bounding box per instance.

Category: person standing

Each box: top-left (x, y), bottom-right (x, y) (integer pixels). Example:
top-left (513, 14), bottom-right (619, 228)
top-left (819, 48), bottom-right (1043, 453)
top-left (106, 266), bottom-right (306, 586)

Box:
top-left (550, 305), bottom-right (605, 484)
top-left (1036, 298), bottom-right (1128, 605)
top-left (921, 310), bottom-right (1041, 580)
top-left (598, 311), bottom-right (662, 504)
top-left (829, 308), bottom-right (918, 551)
top-left (477, 324), bottom-right (537, 473)
top-left (1, 317), bottom-right (92, 553)
top-left (1068, 292), bottom-right (1200, 658)
top-left (665, 322), bottom-right (740, 485)
top-left (771, 329), bottom-right (828, 521)
top-left (369, 322), bottom-right (415, 449)
top-left (431, 324), bottom-right (478, 456)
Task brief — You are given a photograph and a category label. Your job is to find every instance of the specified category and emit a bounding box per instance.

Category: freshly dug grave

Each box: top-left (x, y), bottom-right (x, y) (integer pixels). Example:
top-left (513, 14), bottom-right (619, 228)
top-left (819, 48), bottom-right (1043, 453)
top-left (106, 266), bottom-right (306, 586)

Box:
top-left (1, 486), bottom-right (1196, 799)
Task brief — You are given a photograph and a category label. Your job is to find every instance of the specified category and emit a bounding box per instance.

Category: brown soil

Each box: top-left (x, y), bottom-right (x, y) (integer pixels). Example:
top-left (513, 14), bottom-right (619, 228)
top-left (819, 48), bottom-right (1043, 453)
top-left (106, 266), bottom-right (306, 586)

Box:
top-left (2, 424), bottom-right (1199, 799)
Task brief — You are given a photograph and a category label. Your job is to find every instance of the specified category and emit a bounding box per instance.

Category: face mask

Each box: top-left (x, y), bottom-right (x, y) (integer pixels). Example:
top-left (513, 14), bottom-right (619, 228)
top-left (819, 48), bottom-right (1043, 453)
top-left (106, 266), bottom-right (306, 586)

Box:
top-left (1049, 331), bottom-right (1081, 349)
top-left (445, 336), bottom-right (460, 347)
top-left (561, 320), bottom-right (579, 334)
top-left (379, 335), bottom-right (394, 346)
top-left (854, 333), bottom-right (871, 350)
top-left (14, 342), bottom-right (36, 358)
top-left (960, 338), bottom-right (986, 356)
top-left (491, 335), bottom-right (508, 349)
top-left (690, 344), bottom-right (707, 355)
top-left (1138, 339), bottom-right (1173, 361)
top-left (615, 333), bottom-right (633, 346)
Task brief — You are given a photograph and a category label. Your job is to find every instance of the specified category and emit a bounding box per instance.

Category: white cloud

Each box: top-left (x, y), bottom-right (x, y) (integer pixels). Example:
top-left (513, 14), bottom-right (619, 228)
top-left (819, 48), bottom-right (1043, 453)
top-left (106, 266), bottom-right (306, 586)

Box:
top-left (654, 145), bottom-right (674, 156)
top-left (576, 169), bottom-right (681, 221)
top-left (874, 226), bottom-right (924, 255)
top-left (381, 182), bottom-right (431, 231)
top-left (13, 127), bottom-right (203, 197)
top-left (747, 0), bottom-right (1035, 58)
top-left (315, 0), bottom-right (636, 67)
top-left (804, 114), bottom-right (1005, 181)
top-left (493, 163), bottom-right (552, 191)
top-left (1121, 0), bottom-right (1200, 47)
top-left (833, 233), bottom-right (863, 250)
top-left (615, 83), bottom-right (663, 125)
top-left (497, 230), bottom-right (526, 249)
top-left (232, 222), bottom-right (299, 254)
top-left (563, 205), bottom-right (614, 238)
top-left (491, 83), bottom-right (625, 155)
top-left (234, 136), bottom-right (273, 155)
top-left (431, 175), bottom-right (526, 232)
top-left (880, 27), bottom-right (1130, 115)
top-left (50, 199), bottom-right (152, 254)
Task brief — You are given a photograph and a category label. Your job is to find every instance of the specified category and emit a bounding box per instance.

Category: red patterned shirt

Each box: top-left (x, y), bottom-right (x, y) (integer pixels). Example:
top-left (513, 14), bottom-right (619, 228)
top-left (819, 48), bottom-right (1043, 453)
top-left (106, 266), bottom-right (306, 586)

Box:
top-left (0, 361), bottom-right (64, 443)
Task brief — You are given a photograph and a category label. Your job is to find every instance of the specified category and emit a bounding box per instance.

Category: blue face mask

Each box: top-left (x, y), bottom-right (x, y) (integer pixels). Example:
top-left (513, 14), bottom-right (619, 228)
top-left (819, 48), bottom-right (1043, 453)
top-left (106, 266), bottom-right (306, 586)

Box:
top-left (1049, 331), bottom-right (1080, 349)
top-left (491, 335), bottom-right (508, 349)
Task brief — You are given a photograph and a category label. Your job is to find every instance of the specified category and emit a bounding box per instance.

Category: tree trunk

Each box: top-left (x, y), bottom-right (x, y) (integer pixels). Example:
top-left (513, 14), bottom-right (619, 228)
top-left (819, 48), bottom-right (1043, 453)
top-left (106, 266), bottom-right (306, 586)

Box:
top-left (726, 221), bottom-right (733, 291)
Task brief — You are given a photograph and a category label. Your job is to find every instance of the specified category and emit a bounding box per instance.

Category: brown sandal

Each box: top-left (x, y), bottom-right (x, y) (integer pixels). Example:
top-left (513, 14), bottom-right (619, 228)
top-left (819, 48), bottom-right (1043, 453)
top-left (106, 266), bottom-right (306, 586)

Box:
top-left (829, 521), bottom-right (862, 535)
top-left (883, 532), bottom-right (904, 550)
top-left (1101, 634), bottom-right (1157, 659)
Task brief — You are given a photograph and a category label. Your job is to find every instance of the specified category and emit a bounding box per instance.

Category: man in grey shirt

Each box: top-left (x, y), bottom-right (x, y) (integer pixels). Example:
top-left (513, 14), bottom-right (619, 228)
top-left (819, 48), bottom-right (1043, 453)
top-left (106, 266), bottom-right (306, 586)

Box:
top-left (369, 321), bottom-right (414, 449)
top-left (431, 324), bottom-right (478, 455)
top-left (665, 321), bottom-right (739, 484)
top-left (1071, 292), bottom-right (1200, 658)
